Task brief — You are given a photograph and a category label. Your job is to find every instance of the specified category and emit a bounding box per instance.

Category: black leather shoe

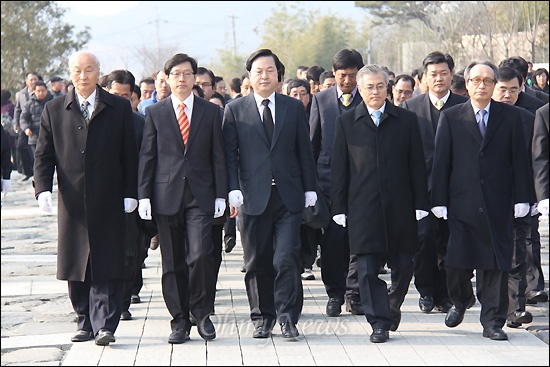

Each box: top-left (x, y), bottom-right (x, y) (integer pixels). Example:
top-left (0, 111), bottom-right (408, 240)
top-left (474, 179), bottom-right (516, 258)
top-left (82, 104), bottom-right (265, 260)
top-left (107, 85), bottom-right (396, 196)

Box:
top-left (71, 330), bottom-right (94, 342)
top-left (434, 302), bottom-right (453, 313)
top-left (168, 329), bottom-right (190, 344)
top-left (506, 310), bottom-right (533, 328)
top-left (224, 237), bottom-right (237, 253)
top-left (419, 295), bottom-right (435, 313)
top-left (281, 322), bottom-right (299, 340)
top-left (346, 300), bottom-right (364, 315)
top-left (95, 329), bottom-right (115, 346)
top-left (390, 309), bottom-right (401, 332)
top-left (370, 328), bottom-right (389, 343)
top-left (253, 325), bottom-right (272, 339)
top-left (197, 316), bottom-right (216, 340)
top-left (326, 297), bottom-right (343, 317)
top-left (131, 294), bottom-right (141, 304)
top-left (120, 310), bottom-right (132, 320)
top-left (445, 307), bottom-right (466, 328)
top-left (526, 290), bottom-right (548, 304)
top-left (483, 326), bottom-right (508, 340)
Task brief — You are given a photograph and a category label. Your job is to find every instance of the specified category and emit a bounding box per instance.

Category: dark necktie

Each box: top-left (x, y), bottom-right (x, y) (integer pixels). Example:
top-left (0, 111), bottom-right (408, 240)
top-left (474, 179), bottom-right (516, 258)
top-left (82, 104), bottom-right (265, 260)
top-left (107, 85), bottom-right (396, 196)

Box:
top-left (262, 99), bottom-right (274, 143)
top-left (81, 100), bottom-right (90, 125)
top-left (477, 109), bottom-right (487, 137)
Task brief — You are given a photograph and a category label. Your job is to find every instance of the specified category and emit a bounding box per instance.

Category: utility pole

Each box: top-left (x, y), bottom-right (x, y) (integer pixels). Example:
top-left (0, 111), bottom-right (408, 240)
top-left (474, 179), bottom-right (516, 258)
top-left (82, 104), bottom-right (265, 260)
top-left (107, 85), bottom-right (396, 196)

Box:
top-left (229, 15), bottom-right (237, 56)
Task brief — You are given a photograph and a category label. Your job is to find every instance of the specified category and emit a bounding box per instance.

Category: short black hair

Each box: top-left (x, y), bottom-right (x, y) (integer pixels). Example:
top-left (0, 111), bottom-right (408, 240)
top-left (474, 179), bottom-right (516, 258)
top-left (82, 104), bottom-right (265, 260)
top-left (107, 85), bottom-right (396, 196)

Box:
top-left (164, 53), bottom-right (198, 77)
top-left (230, 77), bottom-right (241, 93)
top-left (422, 51), bottom-right (455, 72)
top-left (394, 74), bottom-right (415, 89)
top-left (192, 84), bottom-right (204, 98)
top-left (133, 84), bottom-right (141, 99)
top-left (332, 49), bottom-right (364, 72)
top-left (497, 66), bottom-right (522, 86)
top-left (319, 70), bottom-right (334, 85)
top-left (139, 77), bottom-right (155, 85)
top-left (287, 78), bottom-right (311, 95)
top-left (499, 56), bottom-right (528, 81)
top-left (306, 66), bottom-right (325, 83)
top-left (107, 69), bottom-right (136, 89)
top-left (210, 91), bottom-right (226, 107)
top-left (451, 74), bottom-right (466, 90)
top-left (197, 67), bottom-right (215, 87)
top-left (35, 80), bottom-right (47, 89)
top-left (245, 49), bottom-right (285, 82)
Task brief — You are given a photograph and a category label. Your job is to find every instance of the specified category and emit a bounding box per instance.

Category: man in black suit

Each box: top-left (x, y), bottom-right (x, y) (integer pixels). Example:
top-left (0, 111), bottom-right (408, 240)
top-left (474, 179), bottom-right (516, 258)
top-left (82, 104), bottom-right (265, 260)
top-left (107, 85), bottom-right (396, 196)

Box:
top-left (331, 64), bottom-right (429, 343)
top-left (499, 57), bottom-right (547, 114)
top-left (431, 61), bottom-right (532, 341)
top-left (137, 53), bottom-right (228, 344)
top-left (309, 49), bottom-right (366, 317)
top-left (223, 49), bottom-right (317, 340)
top-left (533, 103), bottom-right (549, 214)
top-left (34, 51), bottom-right (139, 346)
top-left (402, 51), bottom-right (468, 315)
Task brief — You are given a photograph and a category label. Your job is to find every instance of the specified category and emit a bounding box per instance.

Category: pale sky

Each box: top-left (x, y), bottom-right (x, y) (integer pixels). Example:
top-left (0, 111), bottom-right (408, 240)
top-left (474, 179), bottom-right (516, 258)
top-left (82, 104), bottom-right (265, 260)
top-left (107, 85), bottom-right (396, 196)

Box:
top-left (57, 1), bottom-right (367, 79)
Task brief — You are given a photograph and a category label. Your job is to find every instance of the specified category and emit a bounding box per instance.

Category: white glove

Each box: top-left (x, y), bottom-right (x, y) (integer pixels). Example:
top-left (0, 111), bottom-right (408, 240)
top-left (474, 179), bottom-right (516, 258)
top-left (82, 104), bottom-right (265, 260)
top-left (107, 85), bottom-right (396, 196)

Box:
top-left (138, 198), bottom-right (152, 220)
top-left (431, 206), bottom-right (447, 220)
top-left (333, 214), bottom-right (346, 227)
top-left (37, 191), bottom-right (53, 213)
top-left (1, 179), bottom-right (11, 196)
top-left (214, 198), bottom-right (226, 218)
top-left (530, 204), bottom-right (539, 216)
top-left (416, 210), bottom-right (429, 221)
top-left (228, 190), bottom-right (244, 208)
top-left (305, 191), bottom-right (317, 207)
top-left (514, 203), bottom-right (530, 218)
top-left (536, 198), bottom-right (548, 216)
top-left (124, 198), bottom-right (138, 213)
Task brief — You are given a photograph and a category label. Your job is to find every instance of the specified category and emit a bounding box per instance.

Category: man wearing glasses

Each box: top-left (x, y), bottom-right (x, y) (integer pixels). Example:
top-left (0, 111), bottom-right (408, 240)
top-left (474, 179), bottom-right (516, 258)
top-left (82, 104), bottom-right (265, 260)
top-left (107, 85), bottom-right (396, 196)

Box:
top-left (391, 74), bottom-right (415, 106)
top-left (331, 64), bottom-right (429, 343)
top-left (402, 51), bottom-right (468, 316)
top-left (430, 61), bottom-right (532, 341)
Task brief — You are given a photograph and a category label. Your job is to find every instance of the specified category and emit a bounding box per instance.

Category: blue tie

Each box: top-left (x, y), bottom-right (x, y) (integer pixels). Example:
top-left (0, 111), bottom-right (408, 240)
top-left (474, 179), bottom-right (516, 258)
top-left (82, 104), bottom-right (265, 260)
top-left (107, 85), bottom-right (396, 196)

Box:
top-left (477, 109), bottom-right (487, 137)
top-left (371, 110), bottom-right (382, 126)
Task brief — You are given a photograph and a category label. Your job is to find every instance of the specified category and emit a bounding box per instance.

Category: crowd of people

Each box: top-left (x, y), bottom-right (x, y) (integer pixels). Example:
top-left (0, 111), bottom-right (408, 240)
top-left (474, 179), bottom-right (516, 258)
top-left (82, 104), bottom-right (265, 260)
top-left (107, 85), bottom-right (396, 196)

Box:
top-left (0, 47), bottom-right (548, 347)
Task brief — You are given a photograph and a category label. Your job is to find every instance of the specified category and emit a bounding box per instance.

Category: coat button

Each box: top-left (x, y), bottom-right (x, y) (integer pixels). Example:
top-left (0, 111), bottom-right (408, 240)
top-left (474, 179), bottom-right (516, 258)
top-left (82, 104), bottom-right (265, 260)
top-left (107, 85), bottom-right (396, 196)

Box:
top-left (479, 207), bottom-right (484, 212)
top-left (182, 176), bottom-right (186, 180)
top-left (81, 150), bottom-right (85, 154)
top-left (78, 126), bottom-right (83, 130)
top-left (480, 179), bottom-right (485, 184)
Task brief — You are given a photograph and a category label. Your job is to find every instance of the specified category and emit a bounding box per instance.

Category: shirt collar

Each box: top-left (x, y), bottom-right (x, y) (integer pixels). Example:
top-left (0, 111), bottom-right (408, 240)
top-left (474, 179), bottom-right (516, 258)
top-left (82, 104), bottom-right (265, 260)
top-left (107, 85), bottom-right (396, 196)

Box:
top-left (366, 101), bottom-right (387, 116)
top-left (254, 92), bottom-right (275, 109)
top-left (428, 90), bottom-right (451, 106)
top-left (171, 93), bottom-right (194, 113)
top-left (471, 101), bottom-right (491, 116)
top-left (337, 85), bottom-right (358, 99)
top-left (76, 89), bottom-right (97, 110)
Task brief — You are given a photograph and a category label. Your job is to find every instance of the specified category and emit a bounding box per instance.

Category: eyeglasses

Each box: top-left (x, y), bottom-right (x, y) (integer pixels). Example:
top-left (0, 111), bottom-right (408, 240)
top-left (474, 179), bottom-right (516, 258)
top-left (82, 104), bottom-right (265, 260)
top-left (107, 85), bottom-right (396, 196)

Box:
top-left (395, 89), bottom-right (412, 95)
top-left (169, 71), bottom-right (194, 79)
top-left (196, 82), bottom-right (212, 88)
top-left (364, 84), bottom-right (387, 92)
top-left (468, 78), bottom-right (495, 86)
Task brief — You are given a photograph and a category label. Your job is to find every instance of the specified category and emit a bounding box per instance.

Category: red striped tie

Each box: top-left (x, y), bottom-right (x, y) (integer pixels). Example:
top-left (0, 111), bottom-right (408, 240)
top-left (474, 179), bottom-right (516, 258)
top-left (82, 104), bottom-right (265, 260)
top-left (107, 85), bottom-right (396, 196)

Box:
top-left (178, 102), bottom-right (190, 144)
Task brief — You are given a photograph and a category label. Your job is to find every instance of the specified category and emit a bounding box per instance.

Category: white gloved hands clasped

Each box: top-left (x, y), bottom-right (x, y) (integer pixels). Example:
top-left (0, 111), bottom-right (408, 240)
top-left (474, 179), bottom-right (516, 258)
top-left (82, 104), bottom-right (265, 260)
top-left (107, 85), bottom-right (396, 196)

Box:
top-left (124, 198), bottom-right (138, 213)
top-left (1, 179), bottom-right (11, 197)
top-left (431, 206), bottom-right (447, 220)
top-left (214, 198), bottom-right (226, 218)
top-left (37, 191), bottom-right (53, 213)
top-left (138, 198), bottom-right (152, 220)
top-left (305, 191), bottom-right (317, 207)
top-left (333, 214), bottom-right (346, 227)
top-left (416, 210), bottom-right (429, 221)
top-left (514, 203), bottom-right (530, 218)
top-left (537, 199), bottom-right (549, 216)
top-left (228, 190), bottom-right (244, 208)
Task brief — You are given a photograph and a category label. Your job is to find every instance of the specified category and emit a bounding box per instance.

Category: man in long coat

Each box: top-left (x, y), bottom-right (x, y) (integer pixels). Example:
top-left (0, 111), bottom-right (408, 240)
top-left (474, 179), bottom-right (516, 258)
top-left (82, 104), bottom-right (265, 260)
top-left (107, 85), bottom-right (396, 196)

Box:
top-left (33, 51), bottom-right (138, 346)
top-left (431, 61), bottom-right (532, 341)
top-left (331, 64), bottom-right (429, 343)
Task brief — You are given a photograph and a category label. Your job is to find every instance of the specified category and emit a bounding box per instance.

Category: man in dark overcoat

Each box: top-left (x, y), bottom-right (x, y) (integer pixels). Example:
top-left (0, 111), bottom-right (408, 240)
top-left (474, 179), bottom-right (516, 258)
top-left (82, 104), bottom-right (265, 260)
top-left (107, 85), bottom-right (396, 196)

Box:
top-left (33, 51), bottom-right (138, 346)
top-left (331, 64), bottom-right (429, 343)
top-left (431, 61), bottom-right (532, 341)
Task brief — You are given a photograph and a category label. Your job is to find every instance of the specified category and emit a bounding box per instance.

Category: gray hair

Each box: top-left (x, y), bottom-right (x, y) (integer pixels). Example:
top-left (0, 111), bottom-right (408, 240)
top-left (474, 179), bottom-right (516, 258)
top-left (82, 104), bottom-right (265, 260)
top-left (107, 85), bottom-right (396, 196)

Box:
top-left (68, 51), bottom-right (100, 70)
top-left (356, 64), bottom-right (389, 86)
top-left (464, 60), bottom-right (499, 82)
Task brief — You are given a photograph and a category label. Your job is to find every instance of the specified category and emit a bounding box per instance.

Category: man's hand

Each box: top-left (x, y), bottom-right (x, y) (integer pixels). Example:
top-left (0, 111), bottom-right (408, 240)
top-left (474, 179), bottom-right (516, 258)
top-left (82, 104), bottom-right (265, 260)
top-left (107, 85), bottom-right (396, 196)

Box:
top-left (229, 205), bottom-right (239, 218)
top-left (124, 198), bottom-right (138, 213)
top-left (138, 198), bottom-right (152, 220)
top-left (214, 198), bottom-right (226, 218)
top-left (228, 190), bottom-right (243, 208)
top-left (37, 191), bottom-right (53, 213)
top-left (332, 214), bottom-right (346, 227)
top-left (537, 198), bottom-right (549, 216)
top-left (514, 203), bottom-right (530, 218)
top-left (305, 191), bottom-right (317, 207)
top-left (1, 179), bottom-right (11, 197)
top-left (431, 206), bottom-right (447, 220)
top-left (416, 210), bottom-right (429, 221)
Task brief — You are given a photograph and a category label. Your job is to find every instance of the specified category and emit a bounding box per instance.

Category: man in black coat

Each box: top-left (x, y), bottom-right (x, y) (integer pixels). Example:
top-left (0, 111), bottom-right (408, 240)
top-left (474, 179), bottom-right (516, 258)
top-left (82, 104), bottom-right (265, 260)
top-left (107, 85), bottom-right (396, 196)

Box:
top-left (138, 53), bottom-right (227, 344)
top-left (401, 51), bottom-right (468, 315)
top-left (223, 49), bottom-right (317, 340)
top-left (331, 64), bottom-right (429, 343)
top-left (431, 61), bottom-right (532, 341)
top-left (34, 51), bottom-right (139, 346)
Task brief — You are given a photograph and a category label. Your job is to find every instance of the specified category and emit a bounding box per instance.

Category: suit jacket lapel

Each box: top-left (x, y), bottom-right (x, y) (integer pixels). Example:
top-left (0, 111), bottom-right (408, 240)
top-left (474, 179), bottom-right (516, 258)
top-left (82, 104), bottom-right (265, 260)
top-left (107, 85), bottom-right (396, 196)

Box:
top-left (158, 98), bottom-right (185, 151)
top-left (272, 94), bottom-right (286, 149)
top-left (481, 101), bottom-right (503, 150)
top-left (91, 86), bottom-right (108, 122)
top-left (187, 97), bottom-right (204, 149)
top-left (461, 103), bottom-right (483, 146)
top-left (249, 93), bottom-right (271, 147)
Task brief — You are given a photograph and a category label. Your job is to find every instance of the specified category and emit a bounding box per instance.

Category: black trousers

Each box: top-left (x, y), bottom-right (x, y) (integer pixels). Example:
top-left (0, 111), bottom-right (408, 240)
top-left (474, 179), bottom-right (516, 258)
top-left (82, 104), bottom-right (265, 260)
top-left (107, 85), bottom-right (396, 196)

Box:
top-left (446, 267), bottom-right (508, 329)
top-left (299, 225), bottom-right (321, 270)
top-left (223, 216), bottom-right (236, 241)
top-left (526, 214), bottom-right (545, 293)
top-left (241, 186), bottom-right (303, 327)
top-left (155, 187), bottom-right (216, 332)
top-left (68, 264), bottom-right (124, 335)
top-left (356, 251), bottom-right (415, 330)
top-left (414, 213), bottom-right (450, 305)
top-left (16, 131), bottom-right (33, 177)
top-left (508, 215), bottom-right (530, 315)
